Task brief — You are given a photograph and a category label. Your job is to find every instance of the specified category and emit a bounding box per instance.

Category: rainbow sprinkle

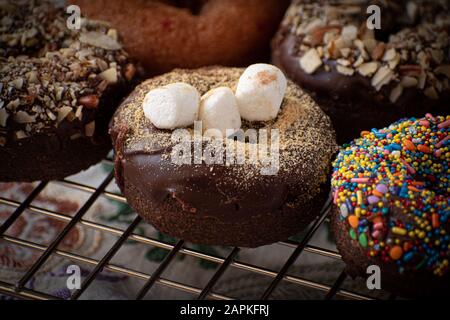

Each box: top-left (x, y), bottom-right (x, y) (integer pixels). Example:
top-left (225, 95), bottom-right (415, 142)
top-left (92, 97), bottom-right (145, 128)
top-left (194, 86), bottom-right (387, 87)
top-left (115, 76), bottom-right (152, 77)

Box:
top-left (332, 115), bottom-right (450, 276)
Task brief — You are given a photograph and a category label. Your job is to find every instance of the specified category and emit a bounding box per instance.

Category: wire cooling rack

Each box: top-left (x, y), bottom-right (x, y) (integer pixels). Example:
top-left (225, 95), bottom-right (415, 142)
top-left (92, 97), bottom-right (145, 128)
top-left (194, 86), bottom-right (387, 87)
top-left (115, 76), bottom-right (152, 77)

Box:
top-left (0, 158), bottom-right (395, 300)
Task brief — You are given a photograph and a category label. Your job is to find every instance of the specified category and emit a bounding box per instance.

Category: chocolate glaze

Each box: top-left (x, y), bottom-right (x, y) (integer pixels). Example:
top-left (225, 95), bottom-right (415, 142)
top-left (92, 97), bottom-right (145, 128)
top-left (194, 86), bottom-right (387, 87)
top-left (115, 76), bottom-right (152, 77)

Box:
top-left (0, 81), bottom-right (132, 182)
top-left (272, 28), bottom-right (449, 144)
top-left (110, 67), bottom-right (338, 247)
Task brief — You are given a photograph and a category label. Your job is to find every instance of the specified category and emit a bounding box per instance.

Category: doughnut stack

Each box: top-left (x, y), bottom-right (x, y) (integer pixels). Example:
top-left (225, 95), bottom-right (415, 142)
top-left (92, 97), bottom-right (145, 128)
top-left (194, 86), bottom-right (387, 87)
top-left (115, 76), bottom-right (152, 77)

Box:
top-left (331, 115), bottom-right (449, 297)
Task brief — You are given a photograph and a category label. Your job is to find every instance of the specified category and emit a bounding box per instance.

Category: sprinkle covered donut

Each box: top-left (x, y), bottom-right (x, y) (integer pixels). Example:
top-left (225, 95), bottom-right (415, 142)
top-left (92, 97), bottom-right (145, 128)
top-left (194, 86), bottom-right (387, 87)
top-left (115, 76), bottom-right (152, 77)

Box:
top-left (331, 115), bottom-right (450, 297)
top-left (273, 0), bottom-right (450, 143)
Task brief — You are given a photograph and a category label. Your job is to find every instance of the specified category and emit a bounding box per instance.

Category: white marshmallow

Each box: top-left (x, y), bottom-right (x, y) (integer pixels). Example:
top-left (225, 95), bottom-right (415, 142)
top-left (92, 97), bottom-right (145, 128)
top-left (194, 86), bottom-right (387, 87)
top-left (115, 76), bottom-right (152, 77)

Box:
top-left (235, 64), bottom-right (287, 122)
top-left (143, 82), bottom-right (200, 129)
top-left (199, 87), bottom-right (241, 137)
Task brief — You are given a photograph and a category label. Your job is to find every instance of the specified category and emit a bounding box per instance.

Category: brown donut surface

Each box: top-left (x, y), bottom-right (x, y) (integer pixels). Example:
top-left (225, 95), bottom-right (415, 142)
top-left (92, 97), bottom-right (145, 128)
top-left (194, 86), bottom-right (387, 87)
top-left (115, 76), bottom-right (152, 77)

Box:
top-left (0, 0), bottom-right (136, 182)
top-left (110, 67), bottom-right (338, 247)
top-left (273, 0), bottom-right (450, 144)
top-left (70, 0), bottom-right (290, 75)
top-left (330, 115), bottom-right (450, 298)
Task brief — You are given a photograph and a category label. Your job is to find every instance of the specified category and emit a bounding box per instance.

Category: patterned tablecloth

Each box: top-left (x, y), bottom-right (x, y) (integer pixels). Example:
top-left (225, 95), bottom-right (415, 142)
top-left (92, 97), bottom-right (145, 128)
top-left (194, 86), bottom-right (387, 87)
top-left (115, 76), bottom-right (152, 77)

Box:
top-left (0, 161), bottom-right (391, 300)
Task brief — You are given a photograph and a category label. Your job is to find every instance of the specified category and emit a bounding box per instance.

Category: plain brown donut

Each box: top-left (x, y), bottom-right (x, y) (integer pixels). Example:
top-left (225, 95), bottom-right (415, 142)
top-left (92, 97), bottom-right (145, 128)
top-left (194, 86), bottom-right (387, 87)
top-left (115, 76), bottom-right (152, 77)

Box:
top-left (70, 0), bottom-right (290, 75)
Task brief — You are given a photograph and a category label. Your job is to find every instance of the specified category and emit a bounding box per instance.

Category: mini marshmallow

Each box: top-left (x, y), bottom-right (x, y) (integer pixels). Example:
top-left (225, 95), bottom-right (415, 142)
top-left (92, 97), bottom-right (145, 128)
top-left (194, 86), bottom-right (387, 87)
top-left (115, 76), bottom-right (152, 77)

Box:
top-left (143, 82), bottom-right (200, 129)
top-left (199, 87), bottom-right (241, 137)
top-left (235, 64), bottom-right (287, 122)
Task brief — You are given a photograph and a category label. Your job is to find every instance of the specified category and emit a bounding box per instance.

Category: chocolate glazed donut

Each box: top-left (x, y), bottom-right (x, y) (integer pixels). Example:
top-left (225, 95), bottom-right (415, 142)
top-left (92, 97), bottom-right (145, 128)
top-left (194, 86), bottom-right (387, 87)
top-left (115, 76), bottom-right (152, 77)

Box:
top-left (0, 0), bottom-right (136, 182)
top-left (70, 0), bottom-right (290, 75)
top-left (273, 0), bottom-right (450, 144)
top-left (110, 67), bottom-right (338, 247)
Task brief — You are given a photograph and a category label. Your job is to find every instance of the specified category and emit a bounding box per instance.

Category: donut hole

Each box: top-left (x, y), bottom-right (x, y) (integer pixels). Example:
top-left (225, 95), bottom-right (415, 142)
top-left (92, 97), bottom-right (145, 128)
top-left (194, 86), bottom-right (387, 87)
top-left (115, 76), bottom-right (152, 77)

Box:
top-left (167, 0), bottom-right (207, 15)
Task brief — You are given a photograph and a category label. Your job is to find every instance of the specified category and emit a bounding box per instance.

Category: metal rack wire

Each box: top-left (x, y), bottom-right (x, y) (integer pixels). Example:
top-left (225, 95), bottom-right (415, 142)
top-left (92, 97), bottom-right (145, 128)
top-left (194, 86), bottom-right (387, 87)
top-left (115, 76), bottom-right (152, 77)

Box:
top-left (0, 158), bottom-right (389, 300)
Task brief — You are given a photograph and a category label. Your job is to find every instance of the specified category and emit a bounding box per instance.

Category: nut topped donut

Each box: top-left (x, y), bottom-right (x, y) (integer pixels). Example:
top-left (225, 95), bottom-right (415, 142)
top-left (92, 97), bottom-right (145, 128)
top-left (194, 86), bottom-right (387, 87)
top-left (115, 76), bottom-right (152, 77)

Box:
top-left (70, 0), bottom-right (290, 75)
top-left (0, 0), bottom-right (136, 181)
top-left (273, 0), bottom-right (450, 143)
top-left (110, 66), bottom-right (337, 247)
top-left (331, 115), bottom-right (449, 297)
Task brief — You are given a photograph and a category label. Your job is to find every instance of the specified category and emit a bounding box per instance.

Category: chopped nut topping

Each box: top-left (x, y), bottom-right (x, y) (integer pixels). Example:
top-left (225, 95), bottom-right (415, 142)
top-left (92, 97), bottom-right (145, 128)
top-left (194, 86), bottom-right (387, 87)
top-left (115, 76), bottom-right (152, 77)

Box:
top-left (15, 130), bottom-right (27, 140)
top-left (57, 106), bottom-right (73, 123)
top-left (107, 28), bottom-right (118, 41)
top-left (371, 43), bottom-right (386, 61)
top-left (363, 38), bottom-right (377, 53)
top-left (337, 65), bottom-right (354, 76)
top-left (358, 62), bottom-right (379, 77)
top-left (287, 0), bottom-right (450, 104)
top-left (123, 63), bottom-right (137, 82)
top-left (299, 48), bottom-right (323, 74)
top-left (353, 55), bottom-right (364, 68)
top-left (14, 111), bottom-right (35, 123)
top-left (99, 67), bottom-right (118, 84)
top-left (382, 48), bottom-right (397, 62)
top-left (78, 95), bottom-right (100, 109)
top-left (401, 76), bottom-right (418, 88)
top-left (337, 59), bottom-right (351, 67)
top-left (341, 25), bottom-right (358, 43)
top-left (75, 106), bottom-right (83, 120)
top-left (399, 65), bottom-right (422, 77)
top-left (10, 78), bottom-right (23, 89)
top-left (371, 66), bottom-right (394, 91)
